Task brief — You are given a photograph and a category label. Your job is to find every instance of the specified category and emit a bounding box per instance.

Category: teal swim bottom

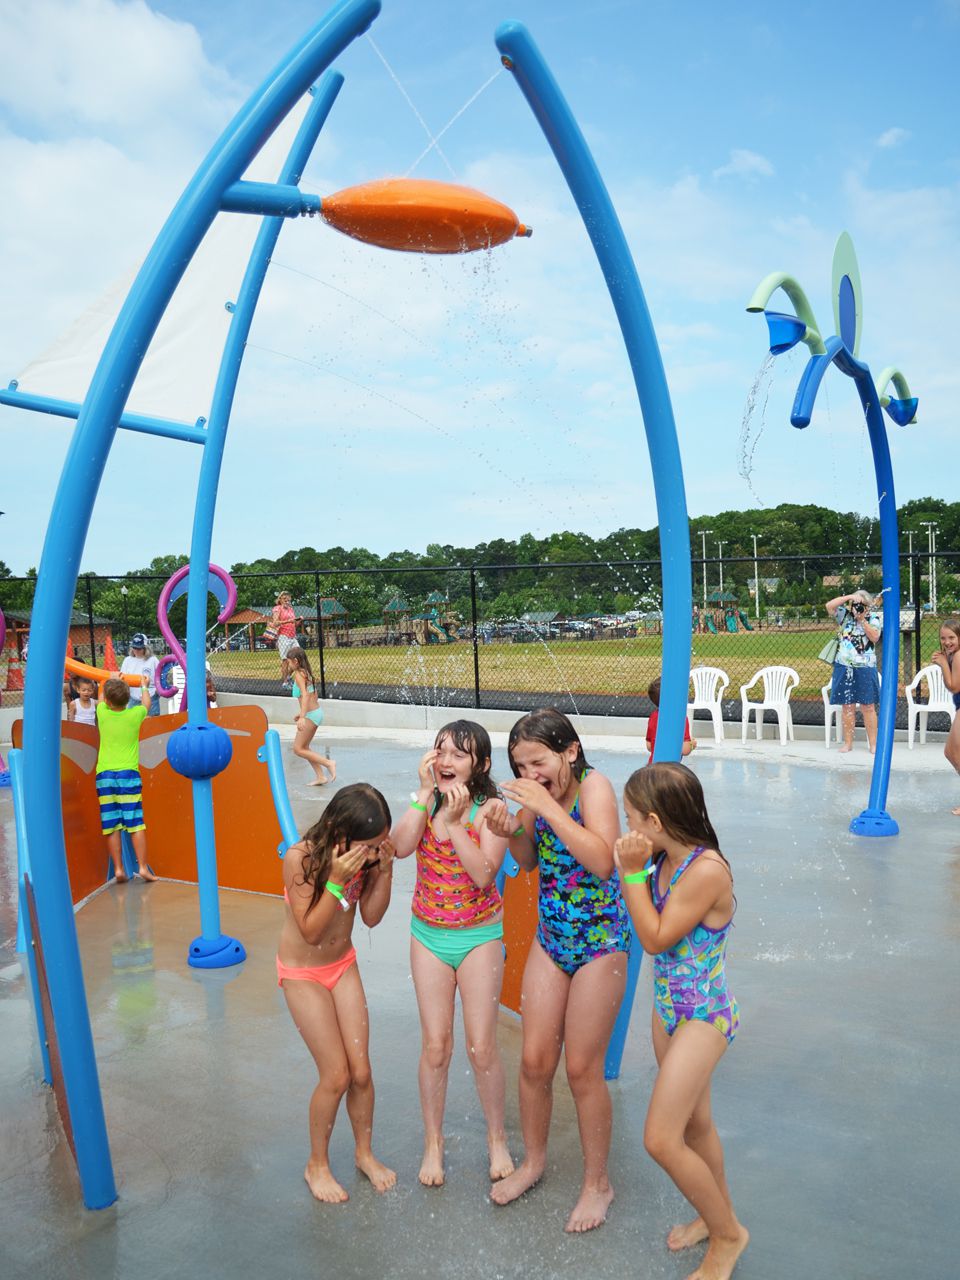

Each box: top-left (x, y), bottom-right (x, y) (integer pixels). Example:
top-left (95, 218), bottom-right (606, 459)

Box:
top-left (410, 915), bottom-right (504, 970)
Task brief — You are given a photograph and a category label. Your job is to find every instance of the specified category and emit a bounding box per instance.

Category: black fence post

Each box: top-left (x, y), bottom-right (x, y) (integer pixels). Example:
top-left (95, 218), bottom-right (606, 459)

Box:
top-left (470, 566), bottom-right (481, 709)
top-left (85, 575), bottom-right (96, 664)
top-left (314, 571), bottom-right (327, 699)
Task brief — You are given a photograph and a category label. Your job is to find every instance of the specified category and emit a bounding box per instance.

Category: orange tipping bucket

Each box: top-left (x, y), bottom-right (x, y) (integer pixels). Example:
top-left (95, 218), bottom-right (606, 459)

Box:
top-left (319, 178), bottom-right (531, 254)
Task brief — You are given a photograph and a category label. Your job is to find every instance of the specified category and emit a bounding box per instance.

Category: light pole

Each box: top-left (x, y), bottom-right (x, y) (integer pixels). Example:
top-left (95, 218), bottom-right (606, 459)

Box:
top-left (751, 534), bottom-right (760, 621)
top-left (120, 584), bottom-right (129, 650)
top-left (920, 522), bottom-right (938, 613)
top-left (716, 541), bottom-right (726, 597)
top-left (700, 529), bottom-right (713, 617)
top-left (905, 529), bottom-right (914, 604)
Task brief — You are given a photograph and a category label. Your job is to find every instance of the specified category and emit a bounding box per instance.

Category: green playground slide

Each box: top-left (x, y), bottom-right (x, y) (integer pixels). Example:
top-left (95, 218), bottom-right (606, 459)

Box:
top-left (706, 616), bottom-right (718, 634)
top-left (725, 613), bottom-right (738, 633)
top-left (738, 611), bottom-right (754, 631)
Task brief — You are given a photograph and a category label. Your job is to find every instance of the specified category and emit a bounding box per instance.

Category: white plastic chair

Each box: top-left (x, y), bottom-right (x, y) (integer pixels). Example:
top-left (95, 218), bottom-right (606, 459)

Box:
top-left (822, 670), bottom-right (881, 748)
top-left (740, 665), bottom-right (799, 745)
top-left (688, 665), bottom-right (729, 743)
top-left (905, 664), bottom-right (956, 748)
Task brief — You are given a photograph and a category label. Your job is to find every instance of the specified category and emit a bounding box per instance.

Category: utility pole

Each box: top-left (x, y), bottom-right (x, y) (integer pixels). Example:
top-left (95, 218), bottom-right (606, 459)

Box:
top-left (751, 533), bottom-right (760, 621)
top-left (700, 529), bottom-right (713, 616)
top-left (906, 529), bottom-right (914, 604)
top-left (717, 541), bottom-right (726, 597)
top-left (920, 522), bottom-right (938, 614)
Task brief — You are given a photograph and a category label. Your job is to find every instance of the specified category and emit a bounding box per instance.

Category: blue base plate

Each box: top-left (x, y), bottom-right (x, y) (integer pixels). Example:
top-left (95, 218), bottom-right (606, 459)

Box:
top-left (849, 808), bottom-right (899, 837)
top-left (188, 934), bottom-right (247, 969)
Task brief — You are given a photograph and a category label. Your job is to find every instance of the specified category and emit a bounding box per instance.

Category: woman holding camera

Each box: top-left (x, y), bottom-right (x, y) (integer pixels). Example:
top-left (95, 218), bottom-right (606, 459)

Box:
top-left (825, 589), bottom-right (882, 753)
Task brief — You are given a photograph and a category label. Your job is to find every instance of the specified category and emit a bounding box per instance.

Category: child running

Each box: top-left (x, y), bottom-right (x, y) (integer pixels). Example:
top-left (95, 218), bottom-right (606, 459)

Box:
top-left (283, 646), bottom-right (336, 786)
top-left (95, 677), bottom-right (156, 882)
top-left (486, 707), bottom-right (628, 1233)
top-left (930, 618), bottom-right (960, 815)
top-left (278, 783), bottom-right (396, 1203)
top-left (391, 721), bottom-right (513, 1188)
top-left (68, 676), bottom-right (99, 727)
top-left (615, 763), bottom-right (748, 1280)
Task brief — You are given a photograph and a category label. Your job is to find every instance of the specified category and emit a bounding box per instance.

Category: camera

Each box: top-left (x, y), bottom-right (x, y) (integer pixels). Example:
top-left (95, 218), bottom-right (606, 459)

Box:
top-left (853, 602), bottom-right (866, 615)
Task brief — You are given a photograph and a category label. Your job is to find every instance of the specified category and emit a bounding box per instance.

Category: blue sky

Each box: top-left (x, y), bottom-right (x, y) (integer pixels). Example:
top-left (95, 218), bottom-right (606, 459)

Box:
top-left (1, 0), bottom-right (958, 574)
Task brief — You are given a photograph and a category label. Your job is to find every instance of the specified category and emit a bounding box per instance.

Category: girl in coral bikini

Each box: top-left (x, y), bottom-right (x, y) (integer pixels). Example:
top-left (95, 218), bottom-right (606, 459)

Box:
top-left (278, 783), bottom-right (396, 1203)
top-left (392, 720), bottom-right (514, 1189)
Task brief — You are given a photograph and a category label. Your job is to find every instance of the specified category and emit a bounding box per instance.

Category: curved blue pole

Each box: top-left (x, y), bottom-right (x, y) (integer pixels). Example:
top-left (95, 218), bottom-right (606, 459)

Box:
top-left (19, 0), bottom-right (380, 1206)
top-left (791, 341), bottom-right (899, 835)
top-left (184, 72), bottom-right (345, 966)
top-left (494, 22), bottom-right (693, 1078)
top-left (258, 729), bottom-right (300, 856)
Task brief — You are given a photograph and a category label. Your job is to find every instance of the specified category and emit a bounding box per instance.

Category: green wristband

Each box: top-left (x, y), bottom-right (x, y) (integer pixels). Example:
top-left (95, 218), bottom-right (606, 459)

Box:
top-left (325, 880), bottom-right (344, 901)
top-left (623, 867), bottom-right (654, 885)
top-left (512, 824), bottom-right (525, 838)
top-left (410, 800), bottom-right (427, 812)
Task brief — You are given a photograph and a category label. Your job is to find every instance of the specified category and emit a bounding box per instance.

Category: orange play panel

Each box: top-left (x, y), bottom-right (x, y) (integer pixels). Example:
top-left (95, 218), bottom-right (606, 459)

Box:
top-left (14, 706), bottom-right (284, 904)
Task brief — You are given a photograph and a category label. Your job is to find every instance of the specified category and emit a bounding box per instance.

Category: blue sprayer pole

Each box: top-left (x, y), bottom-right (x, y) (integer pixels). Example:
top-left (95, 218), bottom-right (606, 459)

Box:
top-left (494, 22), bottom-right (692, 1077)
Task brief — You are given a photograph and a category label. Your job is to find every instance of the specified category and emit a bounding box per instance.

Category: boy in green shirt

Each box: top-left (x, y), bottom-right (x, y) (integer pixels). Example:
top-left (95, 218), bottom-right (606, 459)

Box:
top-left (95, 677), bottom-right (157, 882)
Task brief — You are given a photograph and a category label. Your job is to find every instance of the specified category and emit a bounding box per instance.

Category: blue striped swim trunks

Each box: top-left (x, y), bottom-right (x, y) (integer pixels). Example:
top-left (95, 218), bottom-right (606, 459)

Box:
top-left (95, 769), bottom-right (145, 835)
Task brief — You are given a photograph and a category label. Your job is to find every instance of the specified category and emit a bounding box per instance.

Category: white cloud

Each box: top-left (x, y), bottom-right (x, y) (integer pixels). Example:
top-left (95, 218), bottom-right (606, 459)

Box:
top-left (712, 149), bottom-right (775, 180)
top-left (876, 127), bottom-right (911, 149)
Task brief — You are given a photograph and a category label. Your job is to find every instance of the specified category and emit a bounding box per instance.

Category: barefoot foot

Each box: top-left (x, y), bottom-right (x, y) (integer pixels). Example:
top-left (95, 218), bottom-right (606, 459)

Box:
top-left (668, 1216), bottom-right (709, 1251)
top-left (308, 775), bottom-right (327, 787)
top-left (564, 1181), bottom-right (614, 1233)
top-left (951, 806), bottom-right (960, 817)
top-left (137, 866), bottom-right (158, 882)
top-left (488, 1133), bottom-right (515, 1181)
top-left (418, 1137), bottom-right (445, 1187)
top-left (687, 1224), bottom-right (749, 1280)
top-left (113, 870), bottom-right (128, 883)
top-left (328, 761), bottom-right (337, 782)
top-left (356, 1150), bottom-right (396, 1193)
top-left (304, 1161), bottom-right (349, 1204)
top-left (490, 1158), bottom-right (544, 1206)
top-left (838, 744), bottom-right (853, 754)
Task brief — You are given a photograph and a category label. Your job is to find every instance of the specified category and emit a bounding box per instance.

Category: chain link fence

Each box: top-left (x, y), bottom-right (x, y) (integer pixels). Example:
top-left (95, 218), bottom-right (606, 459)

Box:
top-left (2, 553), bottom-right (958, 730)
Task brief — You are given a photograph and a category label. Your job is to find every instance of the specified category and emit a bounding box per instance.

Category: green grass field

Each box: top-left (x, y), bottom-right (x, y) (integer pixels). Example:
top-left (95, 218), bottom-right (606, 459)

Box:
top-left (207, 627), bottom-right (901, 703)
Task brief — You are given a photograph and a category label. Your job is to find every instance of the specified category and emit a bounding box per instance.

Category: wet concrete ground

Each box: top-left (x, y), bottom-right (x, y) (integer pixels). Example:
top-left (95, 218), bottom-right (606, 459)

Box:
top-left (1, 728), bottom-right (958, 1279)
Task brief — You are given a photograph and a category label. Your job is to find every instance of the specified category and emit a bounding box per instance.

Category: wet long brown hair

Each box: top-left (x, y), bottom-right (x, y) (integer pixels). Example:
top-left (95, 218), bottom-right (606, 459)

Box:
top-left (508, 707), bottom-right (589, 780)
top-left (623, 762), bottom-right (726, 864)
top-left (297, 783), bottom-right (392, 914)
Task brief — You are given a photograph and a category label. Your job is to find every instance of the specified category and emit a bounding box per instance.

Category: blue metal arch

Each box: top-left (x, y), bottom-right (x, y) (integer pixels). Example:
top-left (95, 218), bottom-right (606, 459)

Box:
top-left (17, 0), bottom-right (380, 1209)
top-left (494, 22), bottom-right (692, 1078)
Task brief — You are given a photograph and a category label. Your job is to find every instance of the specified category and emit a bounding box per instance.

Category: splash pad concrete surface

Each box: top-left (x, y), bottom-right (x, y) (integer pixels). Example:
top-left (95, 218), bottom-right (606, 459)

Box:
top-left (1, 721), bottom-right (957, 1280)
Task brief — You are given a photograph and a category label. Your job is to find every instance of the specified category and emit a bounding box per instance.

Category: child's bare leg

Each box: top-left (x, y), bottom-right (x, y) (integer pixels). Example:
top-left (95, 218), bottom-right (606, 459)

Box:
top-left (282, 980), bottom-right (352, 1203)
top-left (457, 938), bottom-right (514, 1180)
top-left (129, 830), bottom-right (157, 881)
top-left (332, 965), bottom-right (396, 1191)
top-left (645, 1020), bottom-right (748, 1277)
top-left (105, 832), bottom-right (127, 881)
top-left (294, 722), bottom-right (332, 785)
top-left (411, 937), bottom-right (457, 1185)
top-left (561, 950), bottom-right (627, 1232)
top-left (491, 940), bottom-right (567, 1206)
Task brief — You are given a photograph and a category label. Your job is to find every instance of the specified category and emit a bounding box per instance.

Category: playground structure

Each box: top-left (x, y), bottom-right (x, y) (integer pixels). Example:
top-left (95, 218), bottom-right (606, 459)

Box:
top-left (412, 590), bottom-right (461, 644)
top-left (699, 591), bottom-right (754, 634)
top-left (747, 232), bottom-right (917, 835)
top-left (0, 0), bottom-right (701, 1211)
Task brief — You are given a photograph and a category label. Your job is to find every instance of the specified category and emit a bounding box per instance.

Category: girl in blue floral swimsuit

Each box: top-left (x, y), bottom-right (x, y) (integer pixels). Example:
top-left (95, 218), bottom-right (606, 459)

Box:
top-left (485, 709), bottom-right (628, 1235)
top-left (616, 762), bottom-right (749, 1279)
